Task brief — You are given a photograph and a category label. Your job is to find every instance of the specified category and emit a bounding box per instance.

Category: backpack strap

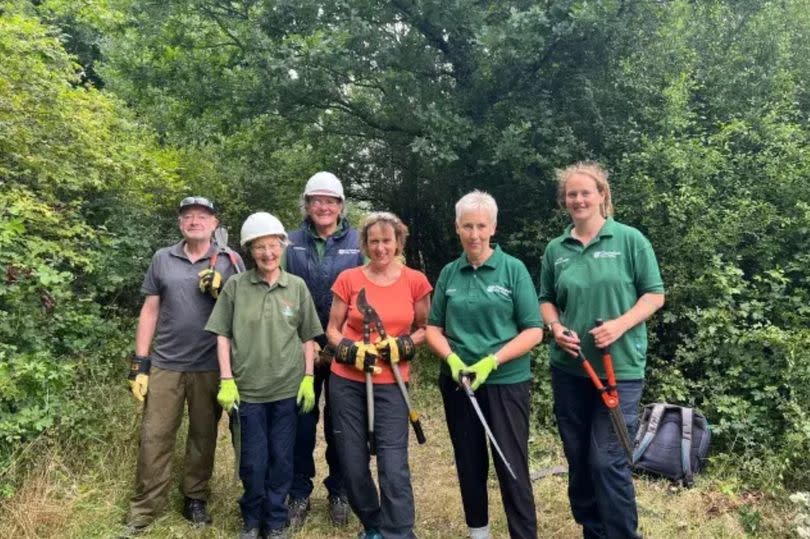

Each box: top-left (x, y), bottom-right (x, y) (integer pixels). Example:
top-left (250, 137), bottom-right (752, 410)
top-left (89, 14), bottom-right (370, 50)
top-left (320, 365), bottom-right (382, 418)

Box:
top-left (632, 403), bottom-right (667, 462)
top-left (681, 407), bottom-right (695, 487)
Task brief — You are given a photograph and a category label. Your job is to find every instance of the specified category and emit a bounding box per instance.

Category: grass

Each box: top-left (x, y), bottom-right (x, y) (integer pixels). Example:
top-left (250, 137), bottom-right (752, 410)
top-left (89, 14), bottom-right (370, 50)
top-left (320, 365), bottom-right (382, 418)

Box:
top-left (0, 359), bottom-right (796, 538)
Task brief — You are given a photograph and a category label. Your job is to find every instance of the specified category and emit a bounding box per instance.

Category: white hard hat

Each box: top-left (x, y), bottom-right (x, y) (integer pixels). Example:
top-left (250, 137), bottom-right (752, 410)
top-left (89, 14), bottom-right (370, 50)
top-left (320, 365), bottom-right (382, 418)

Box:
top-left (304, 171), bottom-right (345, 201)
top-left (240, 212), bottom-right (288, 247)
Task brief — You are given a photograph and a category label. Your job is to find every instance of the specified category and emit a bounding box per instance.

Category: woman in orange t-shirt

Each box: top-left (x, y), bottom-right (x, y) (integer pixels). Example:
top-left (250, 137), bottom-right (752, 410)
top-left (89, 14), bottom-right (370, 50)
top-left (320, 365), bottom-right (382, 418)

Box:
top-left (326, 212), bottom-right (431, 539)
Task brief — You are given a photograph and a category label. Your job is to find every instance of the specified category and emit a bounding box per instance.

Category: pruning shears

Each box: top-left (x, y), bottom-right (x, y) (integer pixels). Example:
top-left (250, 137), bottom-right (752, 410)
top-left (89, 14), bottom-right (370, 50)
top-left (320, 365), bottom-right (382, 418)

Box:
top-left (565, 320), bottom-right (635, 463)
top-left (357, 288), bottom-right (426, 446)
top-left (229, 404), bottom-right (241, 481)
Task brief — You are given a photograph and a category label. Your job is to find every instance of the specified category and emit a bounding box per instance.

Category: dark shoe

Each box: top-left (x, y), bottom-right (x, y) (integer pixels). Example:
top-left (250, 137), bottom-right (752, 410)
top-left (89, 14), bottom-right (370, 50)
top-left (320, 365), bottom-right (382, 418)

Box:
top-left (266, 527), bottom-right (289, 539)
top-left (357, 529), bottom-right (383, 539)
top-left (328, 493), bottom-right (350, 526)
top-left (182, 497), bottom-right (212, 526)
top-left (238, 527), bottom-right (260, 539)
top-left (287, 497), bottom-right (310, 529)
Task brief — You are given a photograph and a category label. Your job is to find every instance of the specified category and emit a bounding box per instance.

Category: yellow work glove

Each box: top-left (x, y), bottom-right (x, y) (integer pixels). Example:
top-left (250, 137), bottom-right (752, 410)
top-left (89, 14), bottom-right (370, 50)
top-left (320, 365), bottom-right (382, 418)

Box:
top-left (217, 378), bottom-right (240, 412)
top-left (297, 375), bottom-right (316, 413)
top-left (197, 268), bottom-right (223, 298)
top-left (128, 354), bottom-right (150, 402)
top-left (377, 335), bottom-right (416, 364)
top-left (467, 354), bottom-right (499, 391)
top-left (445, 352), bottom-right (467, 383)
top-left (335, 339), bottom-right (382, 374)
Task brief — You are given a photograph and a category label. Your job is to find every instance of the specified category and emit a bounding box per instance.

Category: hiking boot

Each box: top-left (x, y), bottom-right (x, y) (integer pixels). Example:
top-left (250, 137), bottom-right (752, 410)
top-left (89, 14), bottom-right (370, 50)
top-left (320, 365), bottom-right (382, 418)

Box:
top-left (357, 529), bottom-right (383, 539)
top-left (117, 522), bottom-right (149, 538)
top-left (287, 497), bottom-right (310, 529)
top-left (182, 497), bottom-right (212, 526)
top-left (328, 493), bottom-right (350, 526)
top-left (266, 527), bottom-right (289, 539)
top-left (238, 527), bottom-right (260, 539)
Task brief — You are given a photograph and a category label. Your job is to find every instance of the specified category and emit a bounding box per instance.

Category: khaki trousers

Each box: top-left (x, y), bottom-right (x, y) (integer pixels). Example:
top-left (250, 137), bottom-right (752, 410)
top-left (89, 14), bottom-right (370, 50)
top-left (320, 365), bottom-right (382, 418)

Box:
top-left (127, 367), bottom-right (221, 525)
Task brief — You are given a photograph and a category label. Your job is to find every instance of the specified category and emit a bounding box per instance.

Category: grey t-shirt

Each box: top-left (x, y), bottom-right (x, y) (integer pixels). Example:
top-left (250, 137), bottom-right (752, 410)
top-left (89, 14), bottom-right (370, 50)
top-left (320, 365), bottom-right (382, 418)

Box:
top-left (142, 241), bottom-right (244, 371)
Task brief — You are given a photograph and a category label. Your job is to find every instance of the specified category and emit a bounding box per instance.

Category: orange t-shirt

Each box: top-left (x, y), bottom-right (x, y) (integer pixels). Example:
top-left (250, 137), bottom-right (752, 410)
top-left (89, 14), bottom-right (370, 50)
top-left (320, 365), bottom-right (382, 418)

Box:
top-left (330, 266), bottom-right (432, 384)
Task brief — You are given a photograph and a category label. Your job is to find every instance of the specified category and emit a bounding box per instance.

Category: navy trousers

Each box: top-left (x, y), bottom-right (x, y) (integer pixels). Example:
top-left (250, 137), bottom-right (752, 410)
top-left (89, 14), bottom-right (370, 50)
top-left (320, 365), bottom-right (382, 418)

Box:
top-left (238, 398), bottom-right (297, 532)
top-left (551, 366), bottom-right (643, 539)
top-left (290, 361), bottom-right (344, 500)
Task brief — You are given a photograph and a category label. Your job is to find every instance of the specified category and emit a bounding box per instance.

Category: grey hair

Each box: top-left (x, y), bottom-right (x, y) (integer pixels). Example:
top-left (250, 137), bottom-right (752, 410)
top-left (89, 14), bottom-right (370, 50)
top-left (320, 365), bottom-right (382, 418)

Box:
top-left (455, 190), bottom-right (498, 224)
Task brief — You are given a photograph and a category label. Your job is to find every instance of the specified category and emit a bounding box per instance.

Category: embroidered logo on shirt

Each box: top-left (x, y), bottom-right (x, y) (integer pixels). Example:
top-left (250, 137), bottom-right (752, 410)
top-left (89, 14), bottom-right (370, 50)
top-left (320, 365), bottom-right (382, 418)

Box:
top-left (486, 285), bottom-right (512, 298)
top-left (338, 248), bottom-right (361, 255)
top-left (446, 288), bottom-right (457, 295)
top-left (593, 250), bottom-right (622, 259)
top-left (292, 246), bottom-right (307, 250)
top-left (280, 300), bottom-right (296, 318)
top-left (554, 256), bottom-right (570, 266)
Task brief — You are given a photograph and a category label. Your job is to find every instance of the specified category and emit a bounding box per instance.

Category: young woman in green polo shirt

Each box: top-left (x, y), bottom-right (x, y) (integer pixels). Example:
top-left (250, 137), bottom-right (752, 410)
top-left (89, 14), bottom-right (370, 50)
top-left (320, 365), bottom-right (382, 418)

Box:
top-left (426, 190), bottom-right (543, 539)
top-left (538, 162), bottom-right (665, 539)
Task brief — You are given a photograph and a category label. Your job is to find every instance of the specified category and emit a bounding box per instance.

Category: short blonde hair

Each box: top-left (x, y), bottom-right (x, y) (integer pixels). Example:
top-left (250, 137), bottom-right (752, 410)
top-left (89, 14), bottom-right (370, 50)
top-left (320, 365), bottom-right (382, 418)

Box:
top-left (555, 161), bottom-right (614, 218)
top-left (360, 212), bottom-right (409, 258)
top-left (455, 190), bottom-right (498, 224)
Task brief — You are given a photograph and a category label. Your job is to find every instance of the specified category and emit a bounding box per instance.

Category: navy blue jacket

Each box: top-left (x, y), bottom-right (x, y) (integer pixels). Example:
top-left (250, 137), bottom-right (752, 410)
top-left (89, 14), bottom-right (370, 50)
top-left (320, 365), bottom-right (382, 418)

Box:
top-left (285, 219), bottom-right (364, 331)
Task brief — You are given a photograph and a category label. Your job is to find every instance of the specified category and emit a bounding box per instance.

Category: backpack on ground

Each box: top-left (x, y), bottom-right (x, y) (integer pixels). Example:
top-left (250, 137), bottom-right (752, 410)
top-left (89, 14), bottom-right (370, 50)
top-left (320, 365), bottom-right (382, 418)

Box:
top-left (632, 403), bottom-right (711, 487)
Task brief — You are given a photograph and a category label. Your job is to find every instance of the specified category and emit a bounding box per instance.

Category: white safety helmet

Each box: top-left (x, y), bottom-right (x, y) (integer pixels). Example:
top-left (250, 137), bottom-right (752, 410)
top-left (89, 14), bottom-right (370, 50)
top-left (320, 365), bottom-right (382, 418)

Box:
top-left (303, 171), bottom-right (345, 201)
top-left (240, 212), bottom-right (288, 247)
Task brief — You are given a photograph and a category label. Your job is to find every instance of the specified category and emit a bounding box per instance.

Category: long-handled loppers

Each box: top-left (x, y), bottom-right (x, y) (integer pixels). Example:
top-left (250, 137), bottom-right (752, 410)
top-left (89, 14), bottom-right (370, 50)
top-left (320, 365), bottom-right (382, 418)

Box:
top-left (458, 374), bottom-right (517, 480)
top-left (357, 288), bottom-right (426, 445)
top-left (565, 319), bottom-right (634, 463)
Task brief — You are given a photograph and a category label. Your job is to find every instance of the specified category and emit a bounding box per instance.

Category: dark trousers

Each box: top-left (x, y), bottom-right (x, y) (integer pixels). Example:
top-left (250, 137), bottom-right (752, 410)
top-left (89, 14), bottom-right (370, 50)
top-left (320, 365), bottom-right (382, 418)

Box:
top-left (551, 366), bottom-right (643, 539)
top-left (238, 398), bottom-right (298, 532)
top-left (439, 375), bottom-right (537, 539)
top-left (128, 367), bottom-right (220, 526)
top-left (290, 361), bottom-right (344, 499)
top-left (329, 374), bottom-right (416, 539)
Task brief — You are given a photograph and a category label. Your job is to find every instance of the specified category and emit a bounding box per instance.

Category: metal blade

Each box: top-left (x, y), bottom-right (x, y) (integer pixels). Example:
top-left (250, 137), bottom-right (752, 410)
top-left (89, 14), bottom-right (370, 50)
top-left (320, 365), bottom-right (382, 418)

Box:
top-left (230, 404), bottom-right (241, 481)
top-left (461, 378), bottom-right (518, 480)
top-left (608, 406), bottom-right (634, 464)
top-left (214, 225), bottom-right (228, 248)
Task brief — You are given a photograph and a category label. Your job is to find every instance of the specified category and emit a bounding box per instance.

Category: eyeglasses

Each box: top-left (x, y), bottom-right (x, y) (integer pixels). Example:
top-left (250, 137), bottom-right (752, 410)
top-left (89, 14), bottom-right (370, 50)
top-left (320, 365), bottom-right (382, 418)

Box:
top-left (180, 212), bottom-right (213, 222)
top-left (308, 197), bottom-right (341, 208)
top-left (251, 242), bottom-right (285, 253)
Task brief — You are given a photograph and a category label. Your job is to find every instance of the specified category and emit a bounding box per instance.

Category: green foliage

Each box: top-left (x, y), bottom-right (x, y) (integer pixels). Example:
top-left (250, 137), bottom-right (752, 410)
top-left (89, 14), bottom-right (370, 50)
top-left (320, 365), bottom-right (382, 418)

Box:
top-left (0, 0), bottom-right (184, 477)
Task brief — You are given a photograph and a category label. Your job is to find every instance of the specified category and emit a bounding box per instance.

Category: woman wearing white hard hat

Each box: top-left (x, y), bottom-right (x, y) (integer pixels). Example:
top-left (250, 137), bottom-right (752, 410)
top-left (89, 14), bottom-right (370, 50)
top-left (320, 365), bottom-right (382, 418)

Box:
top-left (284, 172), bottom-right (364, 528)
top-left (206, 212), bottom-right (324, 539)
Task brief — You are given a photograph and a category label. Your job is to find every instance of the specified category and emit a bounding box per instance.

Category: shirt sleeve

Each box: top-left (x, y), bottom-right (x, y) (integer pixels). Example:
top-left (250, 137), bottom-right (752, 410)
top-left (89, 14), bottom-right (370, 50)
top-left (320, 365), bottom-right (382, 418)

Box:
top-left (204, 277), bottom-right (236, 337)
top-left (537, 246), bottom-right (557, 305)
top-left (409, 269), bottom-right (433, 302)
top-left (633, 240), bottom-right (665, 294)
top-left (427, 265), bottom-right (449, 327)
top-left (298, 285), bottom-right (325, 341)
top-left (140, 252), bottom-right (161, 296)
top-left (513, 263), bottom-right (543, 330)
top-left (331, 270), bottom-right (352, 304)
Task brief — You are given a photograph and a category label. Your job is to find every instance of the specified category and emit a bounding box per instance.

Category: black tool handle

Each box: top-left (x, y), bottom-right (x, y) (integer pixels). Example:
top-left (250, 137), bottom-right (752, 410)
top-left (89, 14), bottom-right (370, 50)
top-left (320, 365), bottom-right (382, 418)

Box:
top-left (411, 416), bottom-right (426, 444)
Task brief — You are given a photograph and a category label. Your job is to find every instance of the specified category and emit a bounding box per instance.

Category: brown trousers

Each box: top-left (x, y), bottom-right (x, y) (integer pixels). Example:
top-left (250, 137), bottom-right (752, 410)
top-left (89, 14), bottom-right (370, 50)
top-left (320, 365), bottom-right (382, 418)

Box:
top-left (127, 367), bottom-right (221, 525)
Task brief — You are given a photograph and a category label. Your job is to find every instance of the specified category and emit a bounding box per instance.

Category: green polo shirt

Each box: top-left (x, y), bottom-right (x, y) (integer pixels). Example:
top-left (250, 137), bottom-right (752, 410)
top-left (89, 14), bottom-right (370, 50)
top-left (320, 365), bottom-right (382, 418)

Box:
top-left (429, 245), bottom-right (542, 385)
top-left (205, 269), bottom-right (323, 403)
top-left (538, 218), bottom-right (664, 380)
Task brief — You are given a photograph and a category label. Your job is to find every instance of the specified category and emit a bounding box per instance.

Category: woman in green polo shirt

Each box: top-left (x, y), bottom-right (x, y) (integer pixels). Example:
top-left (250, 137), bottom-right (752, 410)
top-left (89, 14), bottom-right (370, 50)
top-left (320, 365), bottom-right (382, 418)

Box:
top-left (425, 190), bottom-right (543, 539)
top-left (205, 212), bottom-right (323, 539)
top-left (538, 162), bottom-right (665, 539)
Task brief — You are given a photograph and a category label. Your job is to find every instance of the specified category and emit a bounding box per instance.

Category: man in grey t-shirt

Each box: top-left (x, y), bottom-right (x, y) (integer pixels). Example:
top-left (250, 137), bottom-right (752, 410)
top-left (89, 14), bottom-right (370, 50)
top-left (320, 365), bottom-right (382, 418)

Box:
top-left (124, 196), bottom-right (244, 534)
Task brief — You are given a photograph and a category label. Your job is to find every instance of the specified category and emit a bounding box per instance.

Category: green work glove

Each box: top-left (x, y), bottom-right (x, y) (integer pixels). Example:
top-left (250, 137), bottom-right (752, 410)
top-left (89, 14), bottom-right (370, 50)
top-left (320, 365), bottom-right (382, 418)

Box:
top-left (297, 374), bottom-right (315, 413)
top-left (335, 338), bottom-right (382, 374)
top-left (445, 352), bottom-right (467, 383)
top-left (197, 268), bottom-right (223, 299)
top-left (467, 354), bottom-right (499, 391)
top-left (377, 335), bottom-right (416, 364)
top-left (128, 354), bottom-right (151, 402)
top-left (217, 378), bottom-right (240, 412)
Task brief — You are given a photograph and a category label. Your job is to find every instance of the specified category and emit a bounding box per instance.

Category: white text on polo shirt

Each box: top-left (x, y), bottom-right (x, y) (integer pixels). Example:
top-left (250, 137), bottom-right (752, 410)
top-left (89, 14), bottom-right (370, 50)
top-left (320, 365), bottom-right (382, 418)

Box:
top-left (593, 251), bottom-right (622, 259)
top-left (486, 285), bottom-right (512, 298)
top-left (338, 249), bottom-right (361, 255)
top-left (554, 256), bottom-right (570, 266)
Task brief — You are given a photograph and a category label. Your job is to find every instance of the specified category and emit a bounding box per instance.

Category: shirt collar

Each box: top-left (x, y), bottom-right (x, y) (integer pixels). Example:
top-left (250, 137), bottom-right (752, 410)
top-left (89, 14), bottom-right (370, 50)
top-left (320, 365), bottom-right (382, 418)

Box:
top-left (169, 240), bottom-right (216, 261)
top-left (562, 217), bottom-right (616, 244)
top-left (458, 244), bottom-right (504, 270)
top-left (248, 268), bottom-right (289, 287)
top-left (305, 217), bottom-right (346, 241)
